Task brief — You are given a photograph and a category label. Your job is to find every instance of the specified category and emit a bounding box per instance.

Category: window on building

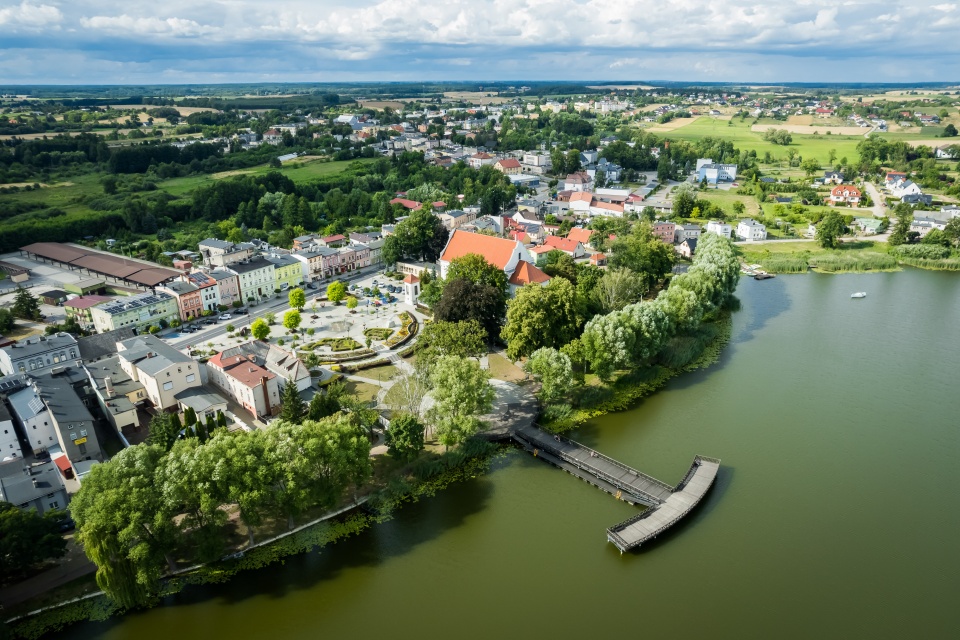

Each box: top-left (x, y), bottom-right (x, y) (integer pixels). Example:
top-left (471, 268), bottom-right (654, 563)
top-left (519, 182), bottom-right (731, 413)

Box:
top-left (186, 374), bottom-right (196, 383)
top-left (163, 381), bottom-right (174, 391)
top-left (78, 443), bottom-right (86, 455)
top-left (49, 501), bottom-right (59, 509)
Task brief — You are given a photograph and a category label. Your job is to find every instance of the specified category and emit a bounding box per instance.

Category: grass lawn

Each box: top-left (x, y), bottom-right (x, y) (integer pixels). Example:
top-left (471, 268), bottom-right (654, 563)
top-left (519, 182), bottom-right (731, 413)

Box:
top-left (157, 158), bottom-right (375, 196)
top-left (344, 380), bottom-right (380, 404)
top-left (696, 187), bottom-right (762, 217)
top-left (358, 363), bottom-right (398, 383)
top-left (739, 239), bottom-right (896, 273)
top-left (487, 353), bottom-right (527, 383)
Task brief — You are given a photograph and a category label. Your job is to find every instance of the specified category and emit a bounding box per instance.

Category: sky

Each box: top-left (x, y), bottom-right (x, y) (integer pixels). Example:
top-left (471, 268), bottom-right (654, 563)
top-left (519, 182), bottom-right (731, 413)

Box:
top-left (1, 0), bottom-right (959, 85)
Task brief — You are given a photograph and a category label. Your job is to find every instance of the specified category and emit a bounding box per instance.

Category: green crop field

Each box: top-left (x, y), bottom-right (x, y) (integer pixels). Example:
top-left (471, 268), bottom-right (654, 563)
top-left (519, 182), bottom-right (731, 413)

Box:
top-left (658, 117), bottom-right (866, 164)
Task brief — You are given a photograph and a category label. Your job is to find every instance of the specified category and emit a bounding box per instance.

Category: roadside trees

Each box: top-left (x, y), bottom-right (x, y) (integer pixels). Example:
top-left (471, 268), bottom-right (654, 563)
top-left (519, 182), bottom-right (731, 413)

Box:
top-left (0, 502), bottom-right (68, 579)
top-left (251, 318), bottom-right (270, 341)
top-left (288, 287), bottom-right (306, 311)
top-left (326, 281), bottom-right (347, 304)
top-left (283, 310), bottom-right (301, 333)
top-left (816, 212), bottom-right (846, 249)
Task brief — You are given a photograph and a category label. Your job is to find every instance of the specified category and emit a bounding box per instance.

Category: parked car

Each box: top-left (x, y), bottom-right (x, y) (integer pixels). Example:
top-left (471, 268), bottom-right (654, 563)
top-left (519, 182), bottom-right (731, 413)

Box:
top-left (219, 314), bottom-right (232, 321)
top-left (181, 327), bottom-right (196, 334)
top-left (203, 319), bottom-right (217, 325)
top-left (307, 283), bottom-right (318, 290)
top-left (234, 309), bottom-right (249, 315)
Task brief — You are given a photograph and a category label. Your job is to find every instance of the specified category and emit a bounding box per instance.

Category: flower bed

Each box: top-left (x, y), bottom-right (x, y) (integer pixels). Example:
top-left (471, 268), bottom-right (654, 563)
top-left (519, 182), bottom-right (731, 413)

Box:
top-left (340, 358), bottom-right (390, 373)
top-left (384, 312), bottom-right (418, 348)
top-left (363, 327), bottom-right (394, 341)
top-left (315, 337), bottom-right (363, 352)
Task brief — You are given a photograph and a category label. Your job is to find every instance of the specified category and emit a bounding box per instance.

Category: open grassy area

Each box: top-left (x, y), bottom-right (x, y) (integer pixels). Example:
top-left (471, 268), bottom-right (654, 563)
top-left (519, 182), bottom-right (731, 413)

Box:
top-left (696, 187), bottom-right (762, 217)
top-left (358, 363), bottom-right (399, 382)
top-left (343, 379), bottom-right (380, 404)
top-left (487, 353), bottom-right (527, 383)
top-left (739, 240), bottom-right (898, 273)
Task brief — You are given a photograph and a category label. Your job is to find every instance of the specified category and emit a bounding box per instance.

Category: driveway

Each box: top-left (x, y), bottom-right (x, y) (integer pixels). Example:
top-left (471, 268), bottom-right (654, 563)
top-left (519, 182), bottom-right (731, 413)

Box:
top-left (862, 181), bottom-right (887, 218)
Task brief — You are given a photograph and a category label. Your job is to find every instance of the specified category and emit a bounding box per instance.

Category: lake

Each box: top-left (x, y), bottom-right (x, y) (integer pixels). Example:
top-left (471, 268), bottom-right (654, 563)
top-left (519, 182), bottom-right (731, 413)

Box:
top-left (59, 269), bottom-right (960, 639)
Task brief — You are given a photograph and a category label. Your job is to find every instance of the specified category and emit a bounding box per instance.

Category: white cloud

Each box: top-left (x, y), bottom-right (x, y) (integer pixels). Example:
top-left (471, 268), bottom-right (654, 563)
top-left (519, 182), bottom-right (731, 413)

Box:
top-left (0, 1), bottom-right (62, 28)
top-left (80, 14), bottom-right (218, 37)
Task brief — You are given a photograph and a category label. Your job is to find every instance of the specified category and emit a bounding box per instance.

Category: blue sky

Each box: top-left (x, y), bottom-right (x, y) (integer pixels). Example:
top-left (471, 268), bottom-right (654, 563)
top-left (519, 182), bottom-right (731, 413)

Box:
top-left (1, 0), bottom-right (959, 84)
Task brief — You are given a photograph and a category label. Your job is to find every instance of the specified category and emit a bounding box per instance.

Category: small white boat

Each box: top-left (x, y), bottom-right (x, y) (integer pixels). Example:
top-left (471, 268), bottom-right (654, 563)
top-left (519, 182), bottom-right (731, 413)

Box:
top-left (851, 292), bottom-right (867, 299)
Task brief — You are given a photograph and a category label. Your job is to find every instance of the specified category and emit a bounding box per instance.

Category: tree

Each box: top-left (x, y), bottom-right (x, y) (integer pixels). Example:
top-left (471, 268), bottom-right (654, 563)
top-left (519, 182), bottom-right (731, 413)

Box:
top-left (0, 308), bottom-right (15, 333)
top-left (543, 251), bottom-right (578, 282)
top-left (501, 278), bottom-right (585, 360)
top-left (251, 318), bottom-right (270, 341)
top-left (888, 204), bottom-right (913, 246)
top-left (434, 279), bottom-right (505, 340)
top-left (609, 223), bottom-right (676, 291)
top-left (594, 268), bottom-right (648, 312)
top-left (944, 123), bottom-right (958, 137)
top-left (0, 502), bottom-right (68, 579)
top-left (671, 182), bottom-right (697, 219)
top-left (801, 157), bottom-right (821, 179)
top-left (12, 286), bottom-right (41, 321)
top-left (524, 347), bottom-right (574, 406)
top-left (816, 212), bottom-right (846, 249)
top-left (418, 319), bottom-right (487, 367)
top-left (280, 378), bottom-right (306, 423)
top-left (308, 381), bottom-right (346, 420)
top-left (732, 201), bottom-right (746, 216)
top-left (384, 207), bottom-right (450, 263)
top-left (326, 280), bottom-right (347, 304)
top-left (283, 310), bottom-right (301, 333)
top-left (346, 296), bottom-right (358, 309)
top-left (148, 413), bottom-right (181, 451)
top-left (446, 253), bottom-right (508, 295)
top-left (387, 368), bottom-right (432, 418)
top-left (427, 356), bottom-right (495, 448)
top-left (385, 413), bottom-right (425, 461)
top-left (72, 445), bottom-right (177, 608)
top-left (943, 217), bottom-right (960, 247)
top-left (288, 287), bottom-right (306, 311)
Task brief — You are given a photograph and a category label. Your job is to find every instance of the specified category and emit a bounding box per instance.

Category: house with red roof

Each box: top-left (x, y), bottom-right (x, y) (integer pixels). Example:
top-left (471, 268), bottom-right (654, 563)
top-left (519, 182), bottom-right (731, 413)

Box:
top-left (390, 197), bottom-right (423, 210)
top-left (543, 235), bottom-right (587, 259)
top-left (507, 260), bottom-right (551, 296)
top-left (829, 185), bottom-right (861, 205)
top-left (566, 227), bottom-right (594, 247)
top-left (207, 351), bottom-right (281, 419)
top-left (494, 158), bottom-right (522, 175)
top-left (437, 229), bottom-right (546, 297)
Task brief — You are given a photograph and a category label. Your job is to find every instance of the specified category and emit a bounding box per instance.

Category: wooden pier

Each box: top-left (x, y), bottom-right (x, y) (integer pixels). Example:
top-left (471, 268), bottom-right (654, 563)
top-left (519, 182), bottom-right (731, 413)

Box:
top-left (512, 424), bottom-right (720, 553)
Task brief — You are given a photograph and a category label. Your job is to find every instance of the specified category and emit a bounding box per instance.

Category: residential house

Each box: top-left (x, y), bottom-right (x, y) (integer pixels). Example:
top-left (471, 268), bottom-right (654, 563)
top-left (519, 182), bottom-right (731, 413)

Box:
top-left (350, 234), bottom-right (384, 265)
top-left (829, 185), bottom-right (862, 205)
top-left (563, 171), bottom-right (593, 192)
top-left (208, 270), bottom-right (241, 307)
top-left (117, 334), bottom-right (204, 411)
top-left (206, 351), bottom-right (281, 419)
top-left (892, 180), bottom-right (923, 200)
top-left (183, 271), bottom-right (221, 312)
top-left (390, 197), bottom-right (424, 211)
top-left (0, 460), bottom-right (68, 515)
top-left (852, 217), bottom-right (884, 235)
top-left (63, 295), bottom-right (112, 331)
top-left (264, 254), bottom-right (303, 291)
top-left (884, 172), bottom-right (907, 188)
top-left (436, 209), bottom-right (478, 231)
top-left (823, 171), bottom-right (845, 184)
top-left (319, 234), bottom-right (347, 248)
top-left (543, 235), bottom-right (587, 259)
top-left (706, 220), bottom-right (732, 239)
top-left (293, 234), bottom-right (319, 251)
top-left (292, 246), bottom-right (337, 283)
top-left (736, 219), bottom-right (768, 241)
top-left (0, 333), bottom-right (79, 377)
top-left (468, 152), bottom-right (495, 169)
top-left (158, 280), bottom-right (204, 322)
top-left (85, 354), bottom-right (144, 438)
top-left (226, 257), bottom-right (277, 304)
top-left (197, 238), bottom-right (255, 267)
top-left (529, 245), bottom-right (554, 266)
top-left (35, 372), bottom-right (102, 467)
top-left (262, 129), bottom-right (282, 144)
top-left (696, 159), bottom-right (738, 184)
top-left (494, 158), bottom-right (522, 175)
top-left (89, 291), bottom-right (179, 334)
top-left (901, 193), bottom-right (933, 206)
top-left (674, 224), bottom-right (702, 244)
top-left (676, 238), bottom-right (698, 259)
top-left (589, 253), bottom-right (608, 267)
top-left (935, 146), bottom-right (956, 160)
top-left (7, 384), bottom-right (57, 456)
top-left (0, 402), bottom-right (23, 461)
top-left (566, 227), bottom-right (594, 248)
top-left (652, 221), bottom-right (677, 244)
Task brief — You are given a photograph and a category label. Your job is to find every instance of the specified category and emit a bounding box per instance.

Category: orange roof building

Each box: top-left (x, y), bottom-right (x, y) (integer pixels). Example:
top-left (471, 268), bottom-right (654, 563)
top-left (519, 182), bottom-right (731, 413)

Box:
top-left (437, 230), bottom-right (539, 297)
top-left (508, 260), bottom-right (551, 289)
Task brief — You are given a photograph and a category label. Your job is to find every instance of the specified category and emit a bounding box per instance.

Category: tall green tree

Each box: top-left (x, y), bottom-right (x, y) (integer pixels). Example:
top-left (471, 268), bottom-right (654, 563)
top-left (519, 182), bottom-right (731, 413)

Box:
top-left (72, 445), bottom-right (177, 608)
top-left (888, 204), bottom-right (913, 246)
top-left (12, 286), bottom-right (41, 320)
top-left (609, 223), bottom-right (676, 291)
top-left (385, 413), bottom-right (425, 461)
top-left (427, 356), bottom-right (495, 448)
top-left (501, 278), bottom-right (585, 360)
top-left (326, 280), bottom-right (347, 304)
top-left (280, 379), bottom-right (306, 423)
top-left (446, 253), bottom-right (508, 295)
top-left (251, 318), bottom-right (270, 341)
top-left (418, 319), bottom-right (487, 368)
top-left (594, 268), bottom-right (647, 312)
top-left (288, 287), bottom-right (306, 311)
top-left (524, 348), bottom-right (575, 406)
top-left (816, 212), bottom-right (846, 249)
top-left (283, 309), bottom-right (302, 333)
top-left (0, 502), bottom-right (68, 579)
top-left (148, 413), bottom-right (181, 451)
top-left (383, 207), bottom-right (450, 263)
top-left (434, 279), bottom-right (505, 340)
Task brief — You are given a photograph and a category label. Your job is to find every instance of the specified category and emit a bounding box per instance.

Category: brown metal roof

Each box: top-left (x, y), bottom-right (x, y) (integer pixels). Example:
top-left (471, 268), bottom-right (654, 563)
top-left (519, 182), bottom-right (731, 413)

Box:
top-left (70, 255), bottom-right (143, 278)
top-left (21, 242), bottom-right (89, 262)
top-left (127, 268), bottom-right (180, 287)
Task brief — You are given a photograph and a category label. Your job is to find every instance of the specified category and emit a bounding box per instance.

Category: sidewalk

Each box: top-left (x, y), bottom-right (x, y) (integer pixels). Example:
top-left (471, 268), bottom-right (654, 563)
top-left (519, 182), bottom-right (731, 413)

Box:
top-left (0, 536), bottom-right (95, 609)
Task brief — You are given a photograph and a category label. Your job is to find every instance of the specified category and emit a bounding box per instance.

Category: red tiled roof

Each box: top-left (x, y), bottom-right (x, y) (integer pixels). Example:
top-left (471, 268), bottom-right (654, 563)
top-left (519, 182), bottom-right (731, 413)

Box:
top-left (544, 235), bottom-right (582, 253)
top-left (831, 185), bottom-right (861, 196)
top-left (530, 245), bottom-right (554, 254)
top-left (496, 158), bottom-right (521, 169)
top-left (569, 191), bottom-right (593, 203)
top-left (592, 201), bottom-right (624, 213)
top-left (509, 260), bottom-right (551, 286)
top-left (590, 253), bottom-right (607, 264)
top-left (403, 274), bottom-right (420, 284)
top-left (440, 230), bottom-right (520, 270)
top-left (566, 227), bottom-right (593, 244)
top-left (215, 354), bottom-right (276, 388)
top-left (322, 234), bottom-right (346, 243)
top-left (390, 198), bottom-right (422, 210)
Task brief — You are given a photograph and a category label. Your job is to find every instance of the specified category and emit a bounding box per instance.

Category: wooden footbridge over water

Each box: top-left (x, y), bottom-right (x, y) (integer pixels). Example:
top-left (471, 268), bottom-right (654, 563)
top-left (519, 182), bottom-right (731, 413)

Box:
top-left (511, 424), bottom-right (720, 553)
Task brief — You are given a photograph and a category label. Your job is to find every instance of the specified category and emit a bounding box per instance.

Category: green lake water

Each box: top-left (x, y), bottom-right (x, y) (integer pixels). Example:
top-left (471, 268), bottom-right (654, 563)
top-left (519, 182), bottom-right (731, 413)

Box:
top-left (59, 269), bottom-right (960, 639)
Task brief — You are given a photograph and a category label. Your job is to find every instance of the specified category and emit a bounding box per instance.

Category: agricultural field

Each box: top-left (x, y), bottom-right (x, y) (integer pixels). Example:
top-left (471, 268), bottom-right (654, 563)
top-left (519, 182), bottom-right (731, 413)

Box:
top-left (355, 101), bottom-right (406, 110)
top-left (442, 91), bottom-right (512, 105)
top-left (157, 158), bottom-right (375, 196)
